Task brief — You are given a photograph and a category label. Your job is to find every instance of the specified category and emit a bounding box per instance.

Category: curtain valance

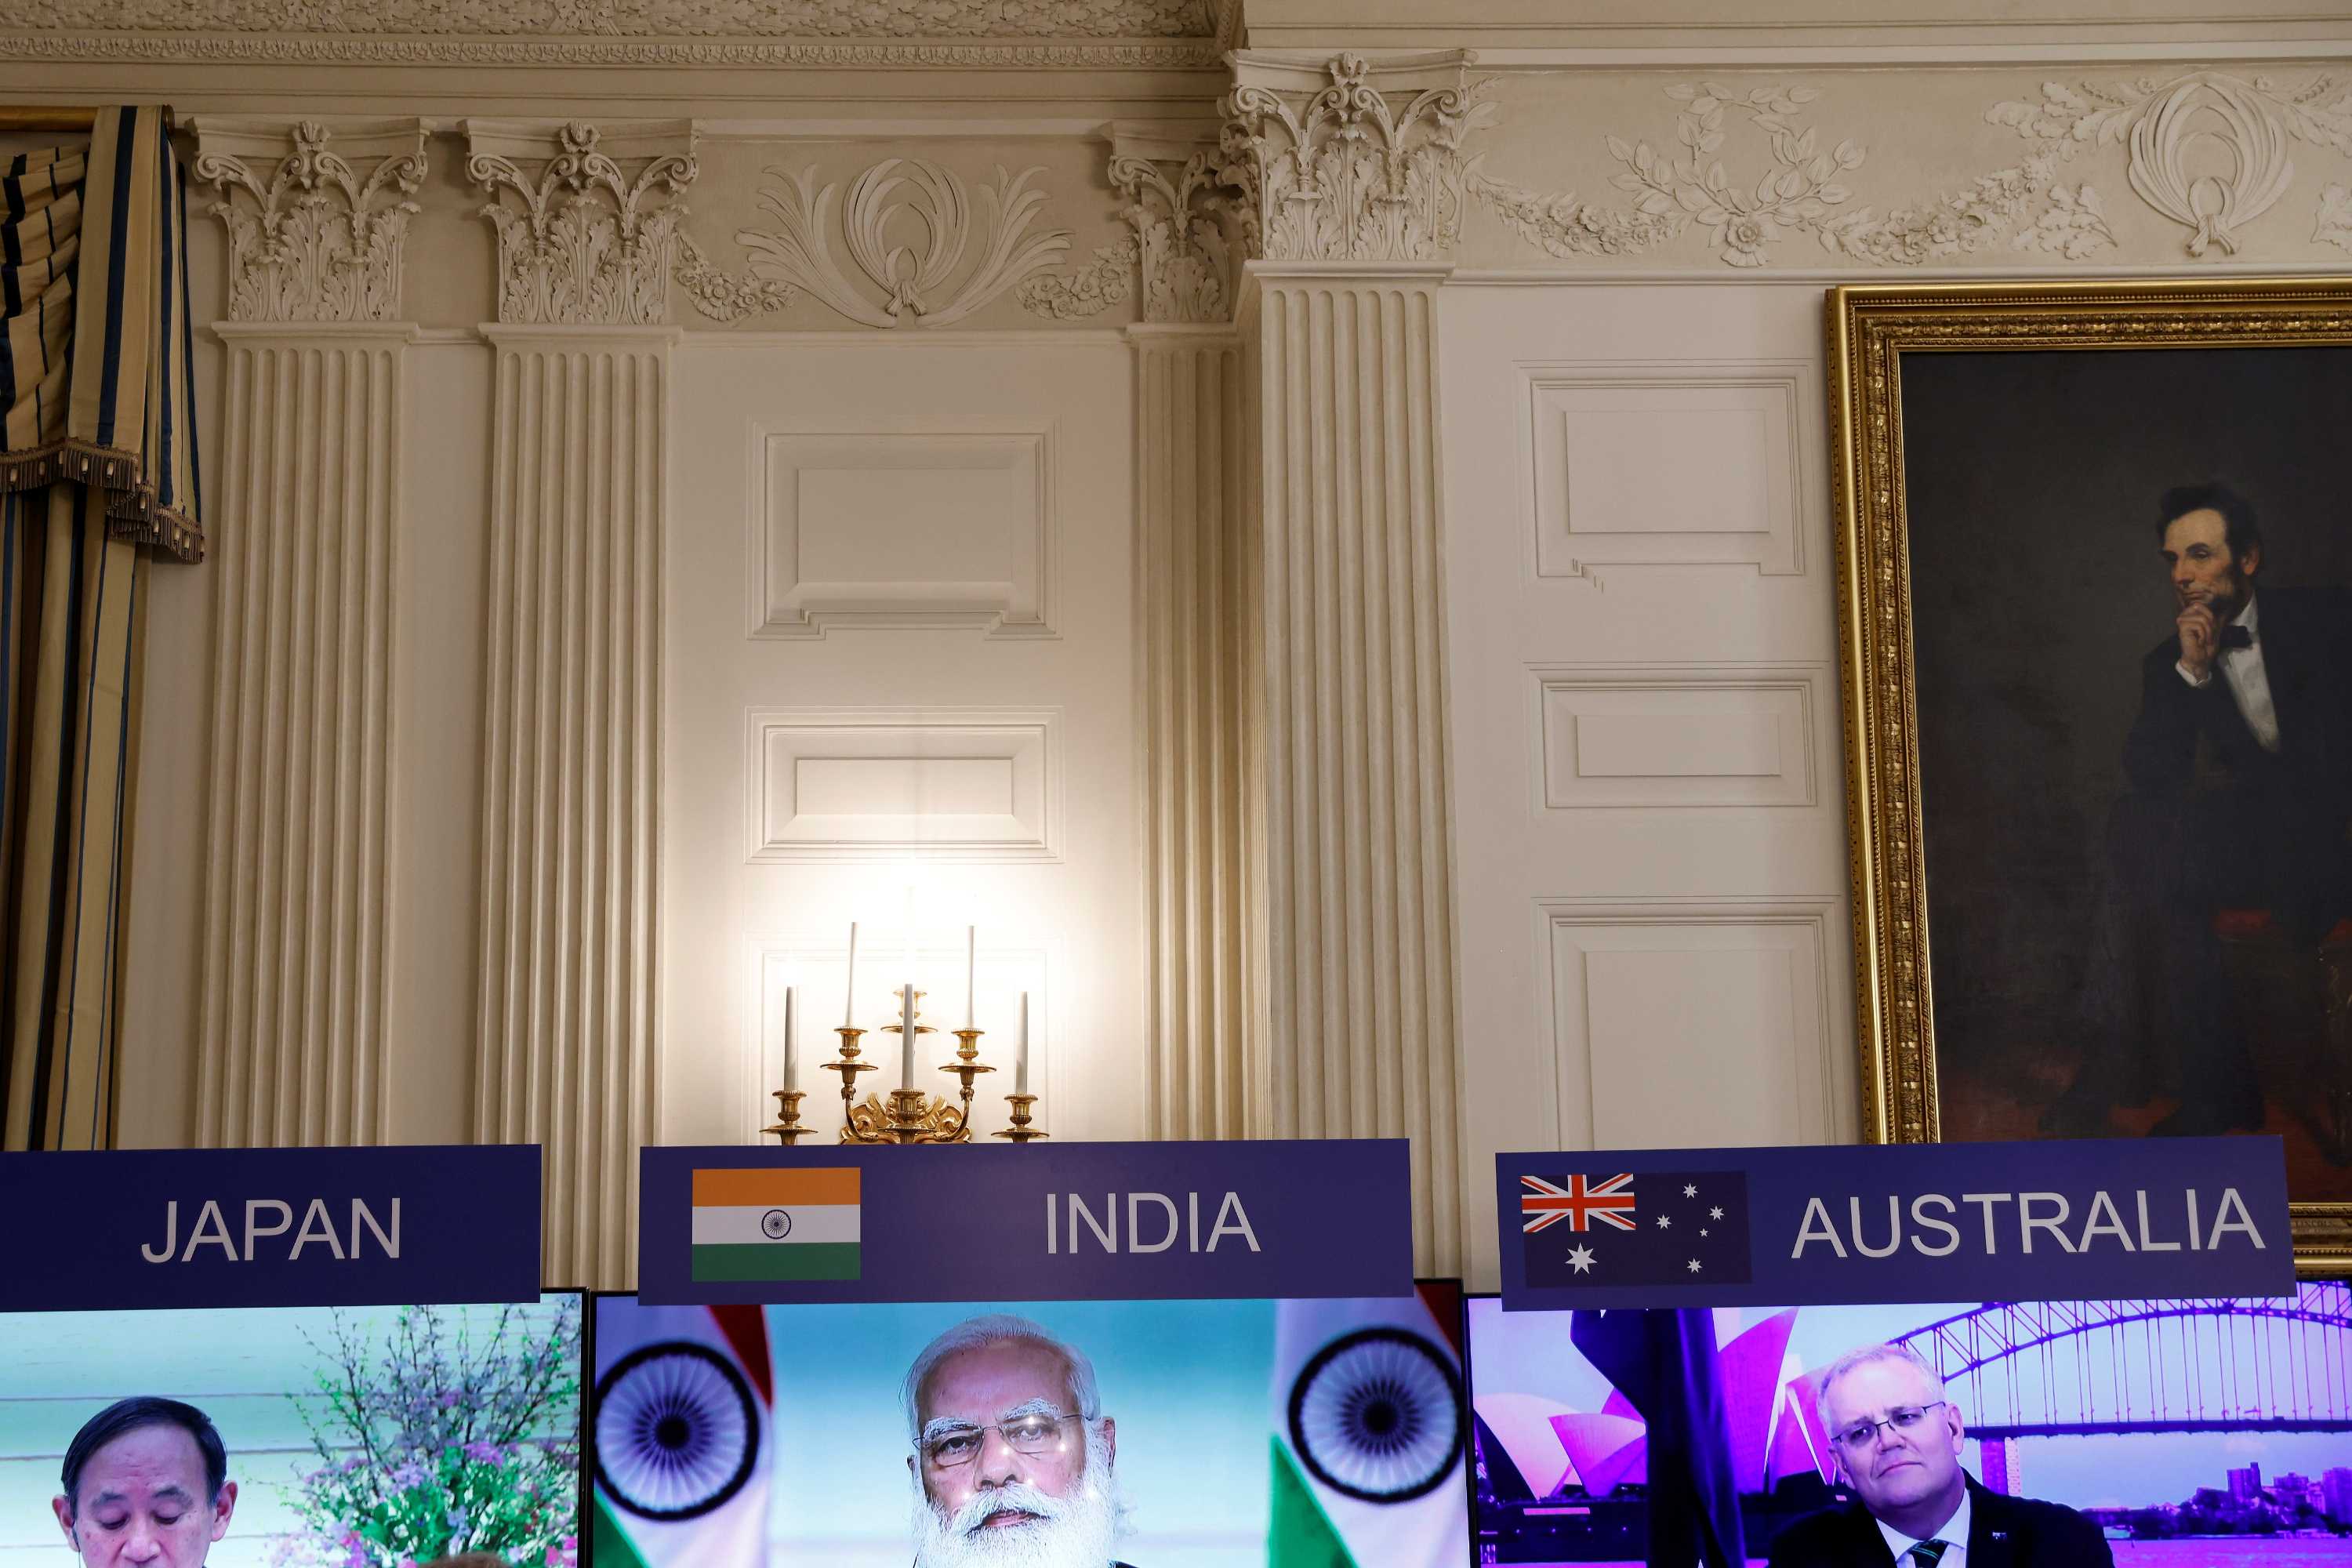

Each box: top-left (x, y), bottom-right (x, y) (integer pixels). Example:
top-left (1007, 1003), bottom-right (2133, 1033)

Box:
top-left (0, 107), bottom-right (201, 562)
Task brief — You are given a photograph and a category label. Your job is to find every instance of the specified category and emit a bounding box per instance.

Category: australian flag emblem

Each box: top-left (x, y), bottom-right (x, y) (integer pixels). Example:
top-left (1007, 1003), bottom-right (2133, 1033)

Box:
top-left (1521, 1171), bottom-right (1753, 1289)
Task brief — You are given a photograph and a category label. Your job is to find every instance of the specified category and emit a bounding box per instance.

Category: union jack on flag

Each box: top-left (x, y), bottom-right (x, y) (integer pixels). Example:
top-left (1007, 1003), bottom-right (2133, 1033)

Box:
top-left (1520, 1173), bottom-right (1638, 1234)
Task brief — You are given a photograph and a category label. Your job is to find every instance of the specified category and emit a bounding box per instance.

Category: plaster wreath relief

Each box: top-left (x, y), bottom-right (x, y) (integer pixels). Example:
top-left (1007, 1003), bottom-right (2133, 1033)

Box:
top-left (192, 122), bottom-right (428, 323)
top-left (469, 122), bottom-right (695, 326)
top-left (1992, 72), bottom-right (2352, 257)
top-left (678, 159), bottom-right (1071, 328)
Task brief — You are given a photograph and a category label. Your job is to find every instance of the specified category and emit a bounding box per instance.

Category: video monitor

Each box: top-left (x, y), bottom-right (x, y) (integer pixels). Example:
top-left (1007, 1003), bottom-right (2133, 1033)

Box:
top-left (1467, 1283), bottom-right (2352, 1563)
top-left (590, 1286), bottom-right (1467, 1566)
top-left (0, 1292), bottom-right (583, 1568)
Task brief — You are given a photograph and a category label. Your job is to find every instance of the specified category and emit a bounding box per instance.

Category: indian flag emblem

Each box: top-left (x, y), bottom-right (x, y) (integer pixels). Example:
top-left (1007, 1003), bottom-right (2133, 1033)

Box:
top-left (691, 1167), bottom-right (861, 1282)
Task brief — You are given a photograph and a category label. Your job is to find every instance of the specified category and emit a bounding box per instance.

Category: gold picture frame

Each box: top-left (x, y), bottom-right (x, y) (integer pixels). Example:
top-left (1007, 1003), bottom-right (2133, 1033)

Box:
top-left (1828, 277), bottom-right (2352, 1272)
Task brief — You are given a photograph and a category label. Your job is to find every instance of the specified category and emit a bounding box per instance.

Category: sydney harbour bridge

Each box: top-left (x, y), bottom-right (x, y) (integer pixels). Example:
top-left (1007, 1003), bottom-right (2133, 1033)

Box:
top-left (1893, 1283), bottom-right (2352, 1439)
top-left (1471, 1283), bottom-right (2352, 1558)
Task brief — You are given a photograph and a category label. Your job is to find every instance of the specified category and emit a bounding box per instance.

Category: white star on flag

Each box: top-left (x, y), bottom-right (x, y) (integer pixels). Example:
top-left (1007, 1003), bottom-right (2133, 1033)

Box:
top-left (1656, 1214), bottom-right (1671, 1229)
top-left (1710, 1206), bottom-right (1724, 1219)
top-left (1682, 1184), bottom-right (1697, 1197)
top-left (1686, 1259), bottom-right (1702, 1272)
top-left (1568, 1245), bottom-right (1595, 1274)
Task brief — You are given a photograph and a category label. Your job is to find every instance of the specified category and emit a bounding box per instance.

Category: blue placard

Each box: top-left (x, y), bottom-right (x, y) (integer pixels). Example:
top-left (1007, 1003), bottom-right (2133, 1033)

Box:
top-left (1497, 1135), bottom-right (2295, 1309)
top-left (638, 1138), bottom-right (1414, 1304)
top-left (0, 1145), bottom-right (543, 1311)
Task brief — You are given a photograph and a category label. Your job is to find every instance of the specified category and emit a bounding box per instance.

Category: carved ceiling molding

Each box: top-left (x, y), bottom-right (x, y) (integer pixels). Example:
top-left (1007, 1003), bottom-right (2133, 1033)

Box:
top-left (1463, 69), bottom-right (2352, 270)
top-left (5, 0), bottom-right (1209, 40)
top-left (191, 118), bottom-right (430, 324)
top-left (0, 32), bottom-right (1222, 66)
top-left (687, 158), bottom-right (1073, 328)
top-left (467, 119), bottom-right (698, 327)
top-left (1221, 49), bottom-right (1498, 265)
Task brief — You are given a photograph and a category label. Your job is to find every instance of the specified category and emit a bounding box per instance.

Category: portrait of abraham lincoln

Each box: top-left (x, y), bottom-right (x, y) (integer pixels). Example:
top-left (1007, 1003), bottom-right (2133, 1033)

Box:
top-left (1894, 336), bottom-right (2352, 1206)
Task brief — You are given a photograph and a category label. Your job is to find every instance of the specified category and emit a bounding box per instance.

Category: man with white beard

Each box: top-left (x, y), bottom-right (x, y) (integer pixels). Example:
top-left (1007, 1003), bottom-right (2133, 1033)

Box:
top-left (903, 1314), bottom-right (1135, 1568)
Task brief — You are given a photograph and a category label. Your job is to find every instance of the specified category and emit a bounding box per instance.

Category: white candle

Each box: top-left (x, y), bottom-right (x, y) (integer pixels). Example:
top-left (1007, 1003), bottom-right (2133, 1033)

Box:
top-left (964, 924), bottom-right (977, 1029)
top-left (843, 922), bottom-right (858, 1027)
top-left (1015, 991), bottom-right (1030, 1096)
top-left (782, 985), bottom-right (797, 1093)
top-left (901, 982), bottom-right (917, 1089)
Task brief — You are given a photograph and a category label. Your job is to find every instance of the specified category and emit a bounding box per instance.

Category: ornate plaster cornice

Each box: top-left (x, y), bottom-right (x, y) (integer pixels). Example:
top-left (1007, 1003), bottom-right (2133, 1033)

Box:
top-left (466, 119), bottom-right (699, 327)
top-left (1221, 49), bottom-right (1498, 265)
top-left (191, 118), bottom-right (431, 324)
top-left (0, 33), bottom-right (1221, 67)
top-left (5, 0), bottom-right (1209, 39)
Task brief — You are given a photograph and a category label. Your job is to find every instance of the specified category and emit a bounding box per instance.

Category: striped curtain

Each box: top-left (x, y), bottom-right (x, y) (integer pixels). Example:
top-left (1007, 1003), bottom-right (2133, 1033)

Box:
top-left (0, 107), bottom-right (201, 1149)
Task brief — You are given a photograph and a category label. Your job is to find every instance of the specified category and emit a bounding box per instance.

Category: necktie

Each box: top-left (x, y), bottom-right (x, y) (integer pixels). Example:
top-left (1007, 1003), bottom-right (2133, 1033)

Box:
top-left (1904, 1543), bottom-right (1950, 1566)
top-left (2219, 624), bottom-right (2254, 650)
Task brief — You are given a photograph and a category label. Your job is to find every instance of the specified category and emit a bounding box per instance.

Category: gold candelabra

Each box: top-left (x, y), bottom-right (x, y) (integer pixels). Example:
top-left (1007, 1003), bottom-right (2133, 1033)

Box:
top-left (764, 996), bottom-right (1044, 1145)
top-left (994, 1094), bottom-right (1048, 1143)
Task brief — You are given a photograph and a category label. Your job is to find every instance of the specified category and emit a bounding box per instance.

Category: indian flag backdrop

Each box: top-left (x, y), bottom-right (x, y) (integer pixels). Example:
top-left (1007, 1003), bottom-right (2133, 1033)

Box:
top-left (1270, 1286), bottom-right (1471, 1568)
top-left (592, 1299), bottom-right (774, 1568)
top-left (691, 1166), bottom-right (862, 1282)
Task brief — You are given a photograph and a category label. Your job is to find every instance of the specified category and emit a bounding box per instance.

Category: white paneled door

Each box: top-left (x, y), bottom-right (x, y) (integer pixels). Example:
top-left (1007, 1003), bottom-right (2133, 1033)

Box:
top-left (664, 336), bottom-right (1139, 1150)
top-left (1439, 285), bottom-right (1859, 1290)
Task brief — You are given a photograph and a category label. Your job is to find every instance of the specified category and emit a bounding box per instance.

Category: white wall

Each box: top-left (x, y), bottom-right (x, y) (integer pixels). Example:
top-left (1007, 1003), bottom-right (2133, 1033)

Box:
top-left (1440, 282), bottom-right (1859, 1288)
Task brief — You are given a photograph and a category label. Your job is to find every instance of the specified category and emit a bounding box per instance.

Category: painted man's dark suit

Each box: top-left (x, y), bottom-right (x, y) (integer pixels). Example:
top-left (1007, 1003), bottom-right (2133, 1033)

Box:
top-left (1764, 1475), bottom-right (2114, 1568)
top-left (2070, 586), bottom-right (2352, 1127)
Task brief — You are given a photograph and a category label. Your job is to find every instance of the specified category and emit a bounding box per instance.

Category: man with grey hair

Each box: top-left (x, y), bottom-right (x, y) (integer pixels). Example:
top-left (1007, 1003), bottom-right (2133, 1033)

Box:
top-left (902, 1313), bottom-right (1136, 1568)
top-left (1765, 1341), bottom-right (2111, 1566)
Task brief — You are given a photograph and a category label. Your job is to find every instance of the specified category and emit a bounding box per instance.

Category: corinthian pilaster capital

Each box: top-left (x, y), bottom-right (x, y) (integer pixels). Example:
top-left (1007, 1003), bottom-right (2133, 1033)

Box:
top-left (1220, 49), bottom-right (1494, 265)
top-left (190, 118), bottom-right (432, 324)
top-left (1103, 124), bottom-right (1252, 324)
top-left (463, 118), bottom-right (699, 326)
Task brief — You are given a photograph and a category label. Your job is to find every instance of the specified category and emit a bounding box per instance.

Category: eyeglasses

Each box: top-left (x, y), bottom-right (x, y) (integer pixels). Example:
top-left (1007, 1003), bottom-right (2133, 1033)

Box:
top-left (1831, 1402), bottom-right (1948, 1452)
top-left (919, 1413), bottom-right (1082, 1468)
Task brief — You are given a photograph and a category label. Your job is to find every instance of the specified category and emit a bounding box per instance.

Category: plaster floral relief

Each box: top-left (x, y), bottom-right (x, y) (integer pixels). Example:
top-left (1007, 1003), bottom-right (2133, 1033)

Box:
top-left (1468, 69), bottom-right (2352, 269)
top-left (673, 234), bottom-right (800, 321)
top-left (1016, 238), bottom-right (1136, 320)
top-left (1466, 81), bottom-right (2113, 268)
top-left (7, 0), bottom-right (1210, 38)
top-left (2318, 184), bottom-right (2352, 254)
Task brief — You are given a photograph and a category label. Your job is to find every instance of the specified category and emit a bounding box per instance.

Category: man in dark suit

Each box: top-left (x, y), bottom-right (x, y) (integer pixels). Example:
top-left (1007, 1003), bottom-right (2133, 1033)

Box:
top-left (2045, 482), bottom-right (2352, 1137)
top-left (1766, 1345), bottom-right (2111, 1568)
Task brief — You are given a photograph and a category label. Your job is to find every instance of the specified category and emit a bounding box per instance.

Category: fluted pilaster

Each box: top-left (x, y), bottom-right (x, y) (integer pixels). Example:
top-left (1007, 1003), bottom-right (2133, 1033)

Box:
top-left (1248, 267), bottom-right (1461, 1274)
top-left (477, 326), bottom-right (673, 1290)
top-left (197, 324), bottom-right (413, 1149)
top-left (1135, 325), bottom-right (1258, 1140)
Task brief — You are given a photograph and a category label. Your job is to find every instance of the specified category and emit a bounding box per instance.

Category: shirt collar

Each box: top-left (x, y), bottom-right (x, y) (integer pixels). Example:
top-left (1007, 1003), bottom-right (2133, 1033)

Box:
top-left (2234, 592), bottom-right (2259, 634)
top-left (1875, 1483), bottom-right (1969, 1561)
